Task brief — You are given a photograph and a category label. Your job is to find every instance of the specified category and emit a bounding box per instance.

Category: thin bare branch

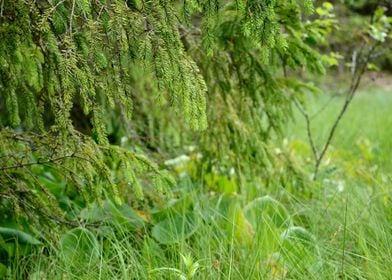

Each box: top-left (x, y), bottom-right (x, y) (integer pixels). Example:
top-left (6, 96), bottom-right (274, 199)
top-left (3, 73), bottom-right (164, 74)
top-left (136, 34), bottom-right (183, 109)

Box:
top-left (293, 99), bottom-right (318, 162)
top-left (0, 153), bottom-right (77, 171)
top-left (312, 43), bottom-right (378, 179)
top-left (69, 0), bottom-right (76, 40)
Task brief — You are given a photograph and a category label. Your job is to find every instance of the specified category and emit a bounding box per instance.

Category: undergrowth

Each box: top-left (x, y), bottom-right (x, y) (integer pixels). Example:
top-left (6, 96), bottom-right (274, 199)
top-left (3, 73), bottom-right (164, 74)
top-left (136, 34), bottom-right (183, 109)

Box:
top-left (1, 87), bottom-right (391, 279)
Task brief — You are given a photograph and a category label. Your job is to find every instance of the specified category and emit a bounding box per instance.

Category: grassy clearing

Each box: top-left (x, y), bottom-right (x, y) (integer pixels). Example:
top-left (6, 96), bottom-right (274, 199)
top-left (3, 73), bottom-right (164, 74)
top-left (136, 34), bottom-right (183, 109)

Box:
top-left (285, 86), bottom-right (392, 279)
top-left (5, 88), bottom-right (392, 279)
top-left (287, 86), bottom-right (392, 171)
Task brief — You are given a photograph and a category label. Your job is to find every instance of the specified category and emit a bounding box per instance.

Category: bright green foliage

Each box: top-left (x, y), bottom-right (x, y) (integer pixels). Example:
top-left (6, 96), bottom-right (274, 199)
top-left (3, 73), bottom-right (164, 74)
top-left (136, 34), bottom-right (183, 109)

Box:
top-left (0, 1), bottom-right (208, 132)
top-left (0, 129), bottom-right (174, 229)
top-left (1, 1), bottom-right (392, 278)
top-left (59, 227), bottom-right (99, 268)
top-left (137, 0), bottom-right (332, 182)
top-left (0, 1), bottom-right (332, 225)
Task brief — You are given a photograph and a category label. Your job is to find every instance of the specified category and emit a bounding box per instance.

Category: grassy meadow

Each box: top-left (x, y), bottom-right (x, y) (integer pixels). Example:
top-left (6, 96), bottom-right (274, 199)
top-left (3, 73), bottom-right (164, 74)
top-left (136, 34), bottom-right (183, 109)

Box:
top-left (4, 84), bottom-right (391, 280)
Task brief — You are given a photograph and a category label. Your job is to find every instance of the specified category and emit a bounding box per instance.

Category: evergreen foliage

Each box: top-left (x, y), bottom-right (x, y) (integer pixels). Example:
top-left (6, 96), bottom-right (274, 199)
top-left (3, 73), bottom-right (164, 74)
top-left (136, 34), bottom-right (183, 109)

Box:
top-left (0, 0), bottom-right (334, 224)
top-left (128, 0), bottom-right (334, 183)
top-left (1, 1), bottom-right (392, 278)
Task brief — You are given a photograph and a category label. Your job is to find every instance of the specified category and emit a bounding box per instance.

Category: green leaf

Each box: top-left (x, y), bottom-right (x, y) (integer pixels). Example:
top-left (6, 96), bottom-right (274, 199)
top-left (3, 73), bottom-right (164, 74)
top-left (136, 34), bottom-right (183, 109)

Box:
top-left (28, 271), bottom-right (47, 280)
top-left (244, 196), bottom-right (291, 229)
top-left (37, 173), bottom-right (65, 198)
top-left (322, 2), bottom-right (333, 11)
top-left (108, 201), bottom-right (146, 230)
top-left (80, 200), bottom-right (145, 231)
top-left (281, 226), bottom-right (317, 245)
top-left (0, 235), bottom-right (35, 257)
top-left (228, 204), bottom-right (254, 247)
top-left (151, 196), bottom-right (193, 221)
top-left (204, 173), bottom-right (238, 194)
top-left (59, 228), bottom-right (99, 266)
top-left (0, 263), bottom-right (7, 278)
top-left (152, 213), bottom-right (198, 244)
top-left (280, 226), bottom-right (322, 273)
top-left (0, 227), bottom-right (41, 245)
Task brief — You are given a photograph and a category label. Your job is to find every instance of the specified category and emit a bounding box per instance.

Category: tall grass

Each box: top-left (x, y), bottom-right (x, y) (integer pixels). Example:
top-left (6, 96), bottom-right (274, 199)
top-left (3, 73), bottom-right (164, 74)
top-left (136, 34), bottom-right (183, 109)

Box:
top-left (6, 88), bottom-right (392, 279)
top-left (17, 182), bottom-right (392, 279)
top-left (287, 87), bottom-right (392, 171)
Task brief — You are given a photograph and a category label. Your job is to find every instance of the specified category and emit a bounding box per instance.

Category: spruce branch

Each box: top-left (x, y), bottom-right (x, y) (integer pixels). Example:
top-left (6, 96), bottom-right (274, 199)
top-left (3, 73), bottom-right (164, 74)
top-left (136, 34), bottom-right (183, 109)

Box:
top-left (0, 153), bottom-right (78, 171)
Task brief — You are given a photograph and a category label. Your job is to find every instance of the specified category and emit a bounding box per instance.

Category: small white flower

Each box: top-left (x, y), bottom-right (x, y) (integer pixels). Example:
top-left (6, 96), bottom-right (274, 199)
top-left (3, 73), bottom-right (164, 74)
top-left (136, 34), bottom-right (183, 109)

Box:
top-left (164, 155), bottom-right (190, 166)
top-left (186, 145), bottom-right (196, 152)
top-left (336, 180), bottom-right (345, 192)
top-left (120, 136), bottom-right (128, 146)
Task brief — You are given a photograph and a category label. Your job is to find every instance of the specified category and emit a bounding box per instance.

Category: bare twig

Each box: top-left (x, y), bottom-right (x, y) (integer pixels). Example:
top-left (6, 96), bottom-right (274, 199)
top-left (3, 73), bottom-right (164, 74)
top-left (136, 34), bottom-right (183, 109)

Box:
top-left (69, 0), bottom-right (76, 40)
top-left (294, 0), bottom-right (390, 181)
top-left (310, 94), bottom-right (337, 120)
top-left (296, 42), bottom-right (379, 180)
top-left (0, 153), bottom-right (77, 171)
top-left (312, 43), bottom-right (378, 179)
top-left (351, 50), bottom-right (357, 77)
top-left (0, 0), bottom-right (4, 17)
top-left (293, 99), bottom-right (318, 162)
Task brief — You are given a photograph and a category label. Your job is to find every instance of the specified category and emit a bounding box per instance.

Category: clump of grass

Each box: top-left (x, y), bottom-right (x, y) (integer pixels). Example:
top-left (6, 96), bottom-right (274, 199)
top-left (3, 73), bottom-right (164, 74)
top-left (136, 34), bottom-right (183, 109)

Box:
top-left (7, 173), bottom-right (391, 280)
